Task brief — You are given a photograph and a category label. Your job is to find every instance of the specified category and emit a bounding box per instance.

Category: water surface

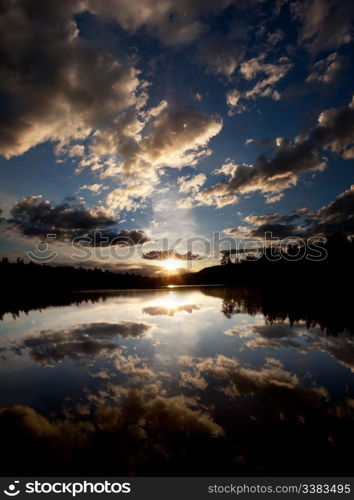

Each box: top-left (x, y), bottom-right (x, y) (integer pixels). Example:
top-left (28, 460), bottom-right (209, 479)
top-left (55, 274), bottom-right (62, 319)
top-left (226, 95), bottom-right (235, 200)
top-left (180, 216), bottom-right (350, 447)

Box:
top-left (0, 287), bottom-right (353, 476)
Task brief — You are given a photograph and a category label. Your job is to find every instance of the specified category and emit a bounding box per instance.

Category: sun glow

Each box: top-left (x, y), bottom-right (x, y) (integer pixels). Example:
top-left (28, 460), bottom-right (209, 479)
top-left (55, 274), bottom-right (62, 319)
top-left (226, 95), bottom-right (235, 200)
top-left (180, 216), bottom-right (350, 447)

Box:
top-left (159, 259), bottom-right (181, 273)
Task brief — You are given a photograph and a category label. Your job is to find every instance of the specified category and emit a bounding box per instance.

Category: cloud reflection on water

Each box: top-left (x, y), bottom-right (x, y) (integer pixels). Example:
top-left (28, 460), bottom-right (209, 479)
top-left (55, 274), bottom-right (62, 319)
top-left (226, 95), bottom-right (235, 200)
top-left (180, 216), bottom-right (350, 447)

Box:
top-left (0, 287), bottom-right (354, 476)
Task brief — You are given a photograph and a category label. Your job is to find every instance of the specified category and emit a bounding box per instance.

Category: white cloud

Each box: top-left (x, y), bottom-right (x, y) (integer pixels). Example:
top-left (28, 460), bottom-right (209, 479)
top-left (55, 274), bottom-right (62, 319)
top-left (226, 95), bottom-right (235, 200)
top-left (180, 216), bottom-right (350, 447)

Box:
top-left (178, 173), bottom-right (207, 194)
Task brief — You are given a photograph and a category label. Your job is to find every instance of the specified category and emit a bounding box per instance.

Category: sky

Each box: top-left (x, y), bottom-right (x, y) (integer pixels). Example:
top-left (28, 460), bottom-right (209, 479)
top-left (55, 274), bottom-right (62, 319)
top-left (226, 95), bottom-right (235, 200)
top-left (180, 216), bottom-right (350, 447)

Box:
top-left (0, 0), bottom-right (354, 275)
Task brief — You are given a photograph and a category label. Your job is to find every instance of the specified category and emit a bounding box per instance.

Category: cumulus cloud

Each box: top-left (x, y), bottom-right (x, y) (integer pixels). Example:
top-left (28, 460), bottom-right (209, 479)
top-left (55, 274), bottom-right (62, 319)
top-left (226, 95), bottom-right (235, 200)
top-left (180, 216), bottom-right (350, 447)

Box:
top-left (105, 184), bottom-right (155, 212)
top-left (177, 173), bottom-right (206, 194)
top-left (6, 195), bottom-right (149, 244)
top-left (0, 0), bottom-right (229, 162)
top-left (0, 0), bottom-right (142, 159)
top-left (88, 101), bottom-right (222, 195)
top-left (107, 103), bottom-right (220, 171)
top-left (12, 321), bottom-right (153, 366)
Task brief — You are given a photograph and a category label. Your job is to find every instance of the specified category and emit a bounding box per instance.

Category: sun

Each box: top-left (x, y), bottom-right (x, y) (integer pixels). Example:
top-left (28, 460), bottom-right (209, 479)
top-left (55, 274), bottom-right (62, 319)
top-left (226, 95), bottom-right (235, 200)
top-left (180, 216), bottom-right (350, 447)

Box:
top-left (159, 259), bottom-right (181, 273)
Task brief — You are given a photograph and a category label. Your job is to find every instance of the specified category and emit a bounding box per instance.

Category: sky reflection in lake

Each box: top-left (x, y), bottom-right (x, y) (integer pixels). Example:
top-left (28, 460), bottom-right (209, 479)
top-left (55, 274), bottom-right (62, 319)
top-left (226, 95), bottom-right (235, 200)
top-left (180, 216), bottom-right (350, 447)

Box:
top-left (0, 287), bottom-right (354, 476)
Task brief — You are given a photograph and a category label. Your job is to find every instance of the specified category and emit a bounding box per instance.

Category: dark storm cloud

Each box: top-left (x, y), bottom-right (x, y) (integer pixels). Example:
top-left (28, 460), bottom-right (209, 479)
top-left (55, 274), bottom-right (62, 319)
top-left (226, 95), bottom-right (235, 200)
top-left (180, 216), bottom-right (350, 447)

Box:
top-left (7, 195), bottom-right (149, 244)
top-left (142, 250), bottom-right (201, 260)
top-left (12, 321), bottom-right (153, 365)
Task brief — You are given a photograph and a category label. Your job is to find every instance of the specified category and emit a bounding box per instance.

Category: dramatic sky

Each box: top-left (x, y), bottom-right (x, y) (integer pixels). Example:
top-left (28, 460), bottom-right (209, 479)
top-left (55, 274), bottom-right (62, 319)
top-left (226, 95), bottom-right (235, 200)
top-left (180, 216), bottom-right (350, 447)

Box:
top-left (0, 0), bottom-right (353, 274)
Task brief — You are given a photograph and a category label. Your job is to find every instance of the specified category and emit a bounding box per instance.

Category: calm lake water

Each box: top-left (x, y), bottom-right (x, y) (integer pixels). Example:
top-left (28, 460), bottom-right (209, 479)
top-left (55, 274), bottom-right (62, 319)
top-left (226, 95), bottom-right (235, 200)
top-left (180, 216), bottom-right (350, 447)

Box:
top-left (0, 286), bottom-right (354, 476)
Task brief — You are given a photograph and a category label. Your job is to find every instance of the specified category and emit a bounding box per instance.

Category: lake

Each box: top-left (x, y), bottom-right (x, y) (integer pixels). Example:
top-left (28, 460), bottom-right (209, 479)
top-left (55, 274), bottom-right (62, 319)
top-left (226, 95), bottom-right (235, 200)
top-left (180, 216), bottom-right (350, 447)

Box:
top-left (0, 286), bottom-right (353, 476)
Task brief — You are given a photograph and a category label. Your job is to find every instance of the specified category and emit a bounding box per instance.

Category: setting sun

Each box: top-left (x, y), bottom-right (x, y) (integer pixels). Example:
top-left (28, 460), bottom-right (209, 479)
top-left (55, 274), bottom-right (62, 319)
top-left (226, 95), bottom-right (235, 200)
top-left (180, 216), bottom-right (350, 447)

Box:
top-left (159, 259), bottom-right (181, 273)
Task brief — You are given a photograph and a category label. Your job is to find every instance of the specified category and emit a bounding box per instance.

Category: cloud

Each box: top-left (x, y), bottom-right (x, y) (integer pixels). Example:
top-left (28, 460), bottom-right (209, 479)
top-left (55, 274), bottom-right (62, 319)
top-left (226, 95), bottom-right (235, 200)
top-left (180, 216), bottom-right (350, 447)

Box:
top-left (226, 54), bottom-right (292, 114)
top-left (142, 250), bottom-right (201, 260)
top-left (197, 96), bottom-right (354, 206)
top-left (240, 54), bottom-right (292, 101)
top-left (179, 370), bottom-right (208, 390)
top-left (235, 321), bottom-right (354, 372)
top-left (89, 0), bottom-right (234, 47)
top-left (177, 173), bottom-right (206, 194)
top-left (105, 184), bottom-right (154, 212)
top-left (143, 304), bottom-right (201, 316)
top-left (113, 352), bottom-right (157, 379)
top-left (8, 196), bottom-right (114, 238)
top-left (89, 102), bottom-right (222, 186)
top-left (7, 195), bottom-right (149, 244)
top-left (0, 383), bottom-right (223, 474)
top-left (308, 184), bottom-right (354, 236)
top-left (292, 0), bottom-right (354, 53)
top-left (12, 321), bottom-right (153, 366)
top-left (306, 52), bottom-right (346, 84)
top-left (229, 184), bottom-right (354, 239)
top-left (243, 213), bottom-right (299, 226)
top-left (266, 29), bottom-right (284, 47)
top-left (79, 184), bottom-right (105, 195)
top-left (178, 354), bottom-right (327, 406)
top-left (196, 33), bottom-right (245, 78)
top-left (226, 89), bottom-right (247, 116)
top-left (0, 0), bottom-right (142, 159)
top-left (85, 229), bottom-right (150, 246)
top-left (311, 97), bottom-right (354, 155)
